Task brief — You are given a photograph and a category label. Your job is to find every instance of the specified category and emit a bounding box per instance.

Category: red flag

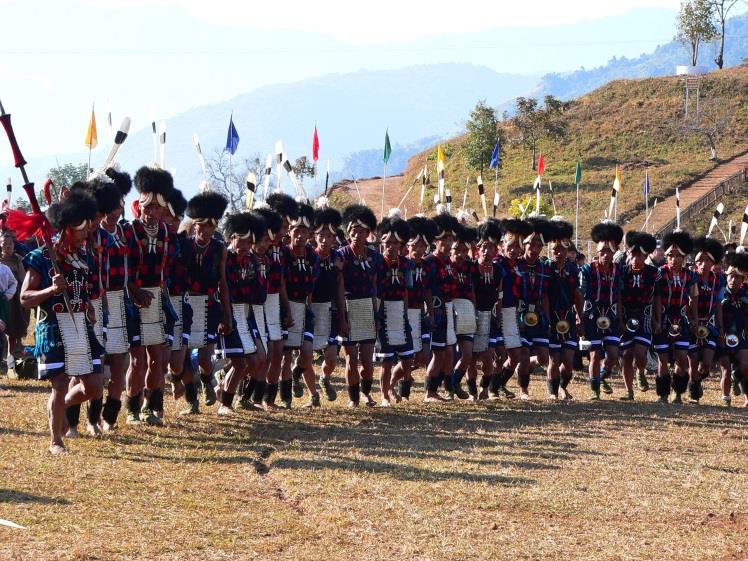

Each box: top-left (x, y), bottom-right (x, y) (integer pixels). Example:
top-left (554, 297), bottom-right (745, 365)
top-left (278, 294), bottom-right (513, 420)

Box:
top-left (312, 125), bottom-right (320, 162)
top-left (537, 153), bottom-right (545, 177)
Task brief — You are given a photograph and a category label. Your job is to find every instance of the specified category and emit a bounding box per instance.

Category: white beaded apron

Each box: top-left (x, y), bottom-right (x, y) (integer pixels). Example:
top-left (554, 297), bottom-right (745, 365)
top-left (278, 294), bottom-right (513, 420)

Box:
top-left (90, 298), bottom-right (105, 347)
top-left (473, 310), bottom-right (493, 353)
top-left (310, 301), bottom-right (332, 351)
top-left (252, 304), bottom-right (268, 353)
top-left (169, 294), bottom-right (184, 351)
top-left (407, 308), bottom-right (423, 353)
top-left (231, 302), bottom-right (256, 354)
top-left (264, 292), bottom-right (282, 341)
top-left (453, 298), bottom-right (477, 336)
top-left (347, 297), bottom-right (376, 342)
top-left (105, 289), bottom-right (129, 354)
top-left (188, 294), bottom-right (209, 349)
top-left (445, 301), bottom-right (457, 346)
top-left (383, 300), bottom-right (407, 346)
top-left (139, 286), bottom-right (165, 346)
top-left (58, 311), bottom-right (94, 376)
top-left (285, 300), bottom-right (307, 348)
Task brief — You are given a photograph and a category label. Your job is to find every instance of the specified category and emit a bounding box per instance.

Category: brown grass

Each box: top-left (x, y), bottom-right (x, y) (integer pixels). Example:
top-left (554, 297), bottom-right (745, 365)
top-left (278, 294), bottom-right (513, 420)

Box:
top-left (329, 65), bottom-right (748, 236)
top-left (1, 368), bottom-right (747, 561)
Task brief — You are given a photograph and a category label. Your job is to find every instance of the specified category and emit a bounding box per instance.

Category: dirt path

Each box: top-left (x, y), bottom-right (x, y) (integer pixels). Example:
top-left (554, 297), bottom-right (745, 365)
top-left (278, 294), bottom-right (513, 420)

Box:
top-left (627, 151), bottom-right (748, 232)
top-left (330, 174), bottom-right (405, 213)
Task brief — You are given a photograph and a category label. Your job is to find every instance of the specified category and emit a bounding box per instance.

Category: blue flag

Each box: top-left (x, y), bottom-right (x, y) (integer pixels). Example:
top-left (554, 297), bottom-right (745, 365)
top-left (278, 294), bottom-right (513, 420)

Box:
top-left (489, 139), bottom-right (500, 169)
top-left (643, 168), bottom-right (650, 197)
top-left (226, 114), bottom-right (240, 155)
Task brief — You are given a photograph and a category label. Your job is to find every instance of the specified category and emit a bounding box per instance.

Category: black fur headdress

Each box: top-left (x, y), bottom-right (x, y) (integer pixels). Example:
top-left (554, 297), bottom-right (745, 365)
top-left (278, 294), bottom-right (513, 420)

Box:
top-left (500, 218), bottom-right (533, 239)
top-left (526, 217), bottom-right (555, 244)
top-left (313, 206), bottom-right (342, 233)
top-left (253, 208), bottom-right (282, 236)
top-left (168, 189), bottom-right (188, 219)
top-left (342, 204), bottom-right (377, 231)
top-left (477, 219), bottom-right (502, 243)
top-left (134, 165), bottom-right (174, 197)
top-left (625, 231), bottom-right (657, 255)
top-left (549, 219), bottom-right (574, 242)
top-left (693, 235), bottom-right (724, 263)
top-left (379, 216), bottom-right (411, 243)
top-left (456, 223), bottom-right (477, 244)
top-left (662, 230), bottom-right (693, 256)
top-left (591, 222), bottom-right (624, 245)
top-left (105, 166), bottom-right (132, 198)
top-left (432, 212), bottom-right (459, 240)
top-left (290, 202), bottom-right (314, 229)
top-left (407, 215), bottom-right (438, 244)
top-left (47, 190), bottom-right (97, 231)
top-left (186, 191), bottom-right (228, 222)
top-left (267, 192), bottom-right (299, 221)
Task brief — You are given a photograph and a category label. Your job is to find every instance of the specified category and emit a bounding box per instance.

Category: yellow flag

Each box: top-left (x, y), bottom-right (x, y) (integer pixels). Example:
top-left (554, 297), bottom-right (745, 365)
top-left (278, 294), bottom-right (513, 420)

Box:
top-left (437, 144), bottom-right (445, 203)
top-left (84, 106), bottom-right (98, 150)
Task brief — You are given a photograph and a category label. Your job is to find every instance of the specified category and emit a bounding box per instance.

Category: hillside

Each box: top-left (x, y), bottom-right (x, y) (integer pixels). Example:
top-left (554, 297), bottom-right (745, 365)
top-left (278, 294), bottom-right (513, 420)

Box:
top-left (376, 64), bottom-right (748, 237)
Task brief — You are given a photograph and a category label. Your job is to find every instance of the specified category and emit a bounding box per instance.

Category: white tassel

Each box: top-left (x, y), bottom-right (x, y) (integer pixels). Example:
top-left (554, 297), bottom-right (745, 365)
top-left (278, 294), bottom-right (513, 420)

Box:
top-left (316, 195), bottom-right (330, 209)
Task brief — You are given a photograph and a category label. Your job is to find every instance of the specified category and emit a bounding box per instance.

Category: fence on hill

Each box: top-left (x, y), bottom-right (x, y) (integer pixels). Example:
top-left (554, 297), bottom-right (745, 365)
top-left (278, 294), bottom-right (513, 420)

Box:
top-left (653, 165), bottom-right (748, 239)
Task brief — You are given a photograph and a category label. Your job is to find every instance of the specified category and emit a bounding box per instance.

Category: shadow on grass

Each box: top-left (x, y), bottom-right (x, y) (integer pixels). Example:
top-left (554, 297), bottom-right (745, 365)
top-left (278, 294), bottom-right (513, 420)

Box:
top-left (0, 489), bottom-right (70, 505)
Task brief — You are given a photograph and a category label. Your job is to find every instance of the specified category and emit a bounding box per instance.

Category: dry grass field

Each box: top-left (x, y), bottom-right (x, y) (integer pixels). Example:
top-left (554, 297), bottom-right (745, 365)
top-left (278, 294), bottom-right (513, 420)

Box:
top-left (1, 370), bottom-right (747, 561)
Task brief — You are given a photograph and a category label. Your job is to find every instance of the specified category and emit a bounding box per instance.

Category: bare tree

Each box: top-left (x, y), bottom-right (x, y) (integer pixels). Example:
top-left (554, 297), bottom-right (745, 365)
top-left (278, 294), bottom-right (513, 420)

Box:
top-left (678, 98), bottom-right (735, 160)
top-left (709, 0), bottom-right (740, 69)
top-left (206, 149), bottom-right (270, 213)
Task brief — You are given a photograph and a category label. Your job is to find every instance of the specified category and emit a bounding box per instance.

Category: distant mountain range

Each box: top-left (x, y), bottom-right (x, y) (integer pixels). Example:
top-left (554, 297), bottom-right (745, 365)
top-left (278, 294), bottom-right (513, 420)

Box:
top-left (4, 10), bottom-right (748, 203)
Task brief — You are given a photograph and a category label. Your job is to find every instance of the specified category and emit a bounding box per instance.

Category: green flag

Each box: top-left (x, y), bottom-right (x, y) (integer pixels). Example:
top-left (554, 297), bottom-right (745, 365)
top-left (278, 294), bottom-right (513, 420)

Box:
top-left (574, 161), bottom-right (582, 184)
top-left (383, 130), bottom-right (392, 164)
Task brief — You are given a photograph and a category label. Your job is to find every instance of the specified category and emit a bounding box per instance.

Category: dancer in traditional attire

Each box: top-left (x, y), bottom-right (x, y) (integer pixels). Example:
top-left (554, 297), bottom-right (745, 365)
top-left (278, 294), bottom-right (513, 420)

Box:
top-left (338, 204), bottom-right (381, 407)
top-left (163, 188), bottom-right (192, 404)
top-left (718, 251), bottom-right (748, 407)
top-left (280, 203), bottom-right (319, 408)
top-left (449, 224), bottom-right (478, 400)
top-left (580, 222), bottom-right (624, 400)
top-left (391, 215), bottom-right (436, 401)
top-left (125, 166), bottom-right (178, 425)
top-left (217, 211), bottom-right (266, 415)
top-left (180, 191), bottom-right (231, 415)
top-left (619, 231), bottom-right (660, 400)
top-left (469, 219), bottom-right (503, 400)
top-left (690, 236), bottom-right (725, 403)
top-left (654, 230), bottom-right (697, 403)
top-left (513, 218), bottom-right (553, 400)
top-left (263, 193), bottom-right (297, 408)
top-left (65, 171), bottom-right (129, 435)
top-left (375, 214), bottom-right (413, 407)
top-left (547, 219), bottom-right (584, 400)
top-left (308, 199), bottom-right (342, 402)
top-left (20, 190), bottom-right (103, 454)
top-left (491, 218), bottom-right (532, 399)
top-left (423, 210), bottom-right (459, 402)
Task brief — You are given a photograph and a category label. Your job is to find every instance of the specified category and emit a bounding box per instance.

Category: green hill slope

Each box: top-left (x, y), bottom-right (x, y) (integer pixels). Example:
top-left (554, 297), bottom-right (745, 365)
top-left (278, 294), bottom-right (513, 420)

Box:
top-left (397, 64), bottom-right (748, 235)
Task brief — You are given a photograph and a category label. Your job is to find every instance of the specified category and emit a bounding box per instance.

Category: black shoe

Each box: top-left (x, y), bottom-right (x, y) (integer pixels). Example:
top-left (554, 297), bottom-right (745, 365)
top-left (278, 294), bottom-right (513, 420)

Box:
top-left (304, 394), bottom-right (321, 408)
top-left (321, 377), bottom-right (337, 401)
top-left (202, 379), bottom-right (216, 406)
top-left (500, 386), bottom-right (516, 399)
top-left (601, 379), bottom-right (614, 395)
top-left (453, 382), bottom-right (470, 400)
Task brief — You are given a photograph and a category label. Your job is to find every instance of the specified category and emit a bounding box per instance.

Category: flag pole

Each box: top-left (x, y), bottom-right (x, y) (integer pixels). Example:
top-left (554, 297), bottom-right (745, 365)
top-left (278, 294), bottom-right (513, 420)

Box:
top-left (381, 161), bottom-right (386, 220)
top-left (575, 179), bottom-right (580, 248)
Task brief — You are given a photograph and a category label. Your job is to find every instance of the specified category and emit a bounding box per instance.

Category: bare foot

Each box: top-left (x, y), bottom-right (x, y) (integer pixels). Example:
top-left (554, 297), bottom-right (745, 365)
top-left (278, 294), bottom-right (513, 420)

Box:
top-left (172, 380), bottom-right (185, 400)
top-left (424, 392), bottom-right (447, 403)
top-left (101, 420), bottom-right (116, 433)
top-left (65, 426), bottom-right (80, 439)
top-left (217, 404), bottom-right (235, 416)
top-left (49, 443), bottom-right (67, 456)
top-left (380, 398), bottom-right (391, 408)
top-left (86, 423), bottom-right (102, 438)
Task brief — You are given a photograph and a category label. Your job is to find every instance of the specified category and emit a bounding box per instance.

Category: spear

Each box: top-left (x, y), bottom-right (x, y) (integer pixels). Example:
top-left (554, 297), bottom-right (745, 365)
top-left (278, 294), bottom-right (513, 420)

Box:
top-left (0, 98), bottom-right (77, 330)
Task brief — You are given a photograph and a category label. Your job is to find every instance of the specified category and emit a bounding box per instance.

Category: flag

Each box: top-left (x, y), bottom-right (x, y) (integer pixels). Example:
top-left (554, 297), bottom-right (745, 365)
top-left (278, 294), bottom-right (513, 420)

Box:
top-left (324, 159), bottom-right (330, 195)
top-left (225, 114), bottom-right (239, 155)
top-left (383, 130), bottom-right (392, 164)
top-left (608, 164), bottom-right (621, 219)
top-left (676, 187), bottom-right (681, 229)
top-left (574, 161), bottom-right (582, 184)
top-left (437, 144), bottom-right (445, 203)
top-left (312, 125), bottom-right (320, 162)
top-left (489, 139), bottom-right (500, 169)
top-left (537, 153), bottom-right (545, 177)
top-left (643, 168), bottom-right (650, 198)
top-left (708, 202), bottom-right (724, 237)
top-left (84, 106), bottom-right (98, 150)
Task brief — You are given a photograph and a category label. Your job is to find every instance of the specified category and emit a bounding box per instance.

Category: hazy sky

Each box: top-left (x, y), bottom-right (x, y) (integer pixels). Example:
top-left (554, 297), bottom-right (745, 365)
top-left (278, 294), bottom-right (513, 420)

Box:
top-left (0, 0), bottom-right (727, 165)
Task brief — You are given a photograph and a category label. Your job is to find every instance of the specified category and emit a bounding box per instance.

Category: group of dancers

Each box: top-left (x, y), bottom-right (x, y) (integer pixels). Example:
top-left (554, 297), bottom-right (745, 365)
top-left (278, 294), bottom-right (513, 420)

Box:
top-left (9, 163), bottom-right (748, 455)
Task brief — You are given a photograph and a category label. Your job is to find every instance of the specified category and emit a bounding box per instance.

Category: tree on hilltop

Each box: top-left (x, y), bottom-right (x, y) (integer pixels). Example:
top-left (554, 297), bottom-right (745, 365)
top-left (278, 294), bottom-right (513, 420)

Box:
top-left (676, 0), bottom-right (718, 66)
top-left (510, 95), bottom-right (568, 171)
top-left (708, 0), bottom-right (741, 69)
top-left (461, 101), bottom-right (504, 175)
